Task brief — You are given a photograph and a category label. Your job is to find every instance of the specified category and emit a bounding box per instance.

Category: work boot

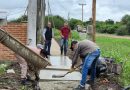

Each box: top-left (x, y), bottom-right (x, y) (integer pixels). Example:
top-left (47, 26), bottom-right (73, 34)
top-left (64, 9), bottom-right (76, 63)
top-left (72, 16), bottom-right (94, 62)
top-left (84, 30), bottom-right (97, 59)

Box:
top-left (73, 85), bottom-right (85, 90)
top-left (26, 74), bottom-right (31, 81)
top-left (86, 80), bottom-right (93, 85)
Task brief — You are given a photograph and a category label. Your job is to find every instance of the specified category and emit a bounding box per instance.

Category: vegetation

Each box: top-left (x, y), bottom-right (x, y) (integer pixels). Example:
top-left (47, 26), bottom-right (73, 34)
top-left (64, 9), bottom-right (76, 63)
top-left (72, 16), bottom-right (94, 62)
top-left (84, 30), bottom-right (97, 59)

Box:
top-left (0, 64), bottom-right (6, 74)
top-left (45, 15), bottom-right (65, 29)
top-left (69, 18), bottom-right (83, 30)
top-left (95, 15), bottom-right (130, 36)
top-left (96, 36), bottom-right (130, 86)
top-left (10, 15), bottom-right (27, 23)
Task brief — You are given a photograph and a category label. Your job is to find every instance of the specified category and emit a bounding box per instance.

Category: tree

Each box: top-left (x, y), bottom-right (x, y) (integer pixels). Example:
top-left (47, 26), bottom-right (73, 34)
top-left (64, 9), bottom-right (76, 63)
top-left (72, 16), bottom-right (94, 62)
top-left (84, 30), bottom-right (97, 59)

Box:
top-left (69, 18), bottom-right (83, 30)
top-left (121, 14), bottom-right (130, 25)
top-left (45, 15), bottom-right (65, 29)
top-left (105, 19), bottom-right (114, 24)
top-left (10, 15), bottom-right (27, 23)
top-left (121, 15), bottom-right (130, 34)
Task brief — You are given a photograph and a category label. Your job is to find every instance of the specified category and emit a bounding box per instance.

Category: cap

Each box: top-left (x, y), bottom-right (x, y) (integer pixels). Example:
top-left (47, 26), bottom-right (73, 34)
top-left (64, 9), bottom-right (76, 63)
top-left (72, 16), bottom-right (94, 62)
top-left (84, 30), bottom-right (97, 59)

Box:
top-left (37, 44), bottom-right (43, 49)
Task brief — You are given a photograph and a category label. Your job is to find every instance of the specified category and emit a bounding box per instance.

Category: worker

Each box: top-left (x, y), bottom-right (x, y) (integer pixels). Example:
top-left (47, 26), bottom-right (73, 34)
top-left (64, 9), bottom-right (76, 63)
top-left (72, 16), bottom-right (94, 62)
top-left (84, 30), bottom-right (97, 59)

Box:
top-left (60, 22), bottom-right (71, 56)
top-left (70, 40), bottom-right (100, 90)
top-left (16, 44), bottom-right (49, 85)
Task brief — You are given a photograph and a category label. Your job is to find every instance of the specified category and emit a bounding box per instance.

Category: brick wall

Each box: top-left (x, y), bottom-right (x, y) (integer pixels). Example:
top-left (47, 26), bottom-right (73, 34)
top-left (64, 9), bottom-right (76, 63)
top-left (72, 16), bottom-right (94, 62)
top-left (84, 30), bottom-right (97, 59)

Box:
top-left (0, 23), bottom-right (27, 60)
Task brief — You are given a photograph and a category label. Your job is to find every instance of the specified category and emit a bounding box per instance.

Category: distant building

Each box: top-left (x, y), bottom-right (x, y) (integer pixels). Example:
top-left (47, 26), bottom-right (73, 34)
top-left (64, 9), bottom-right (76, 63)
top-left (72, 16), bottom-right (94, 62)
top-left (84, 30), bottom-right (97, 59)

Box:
top-left (0, 12), bottom-right (7, 26)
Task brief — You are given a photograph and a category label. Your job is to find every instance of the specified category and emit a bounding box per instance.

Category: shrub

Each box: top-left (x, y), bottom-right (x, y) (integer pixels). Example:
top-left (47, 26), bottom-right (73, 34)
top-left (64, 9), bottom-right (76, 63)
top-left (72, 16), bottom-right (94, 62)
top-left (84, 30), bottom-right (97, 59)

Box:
top-left (116, 25), bottom-right (128, 36)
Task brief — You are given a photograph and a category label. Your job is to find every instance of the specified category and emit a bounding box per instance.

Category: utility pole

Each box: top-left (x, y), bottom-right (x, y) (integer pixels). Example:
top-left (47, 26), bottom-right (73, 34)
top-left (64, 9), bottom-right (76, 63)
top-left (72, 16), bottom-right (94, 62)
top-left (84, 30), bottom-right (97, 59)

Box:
top-left (28, 0), bottom-right (45, 46)
top-left (36, 0), bottom-right (45, 44)
top-left (28, 0), bottom-right (37, 46)
top-left (36, 0), bottom-right (42, 44)
top-left (79, 3), bottom-right (86, 22)
top-left (92, 0), bottom-right (96, 42)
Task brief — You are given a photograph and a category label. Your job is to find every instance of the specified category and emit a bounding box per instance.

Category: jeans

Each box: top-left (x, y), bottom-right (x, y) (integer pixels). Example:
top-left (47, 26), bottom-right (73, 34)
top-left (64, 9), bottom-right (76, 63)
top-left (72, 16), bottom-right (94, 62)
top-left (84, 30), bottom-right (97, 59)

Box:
top-left (60, 38), bottom-right (68, 55)
top-left (80, 49), bottom-right (100, 86)
top-left (44, 40), bottom-right (51, 55)
top-left (16, 54), bottom-right (27, 79)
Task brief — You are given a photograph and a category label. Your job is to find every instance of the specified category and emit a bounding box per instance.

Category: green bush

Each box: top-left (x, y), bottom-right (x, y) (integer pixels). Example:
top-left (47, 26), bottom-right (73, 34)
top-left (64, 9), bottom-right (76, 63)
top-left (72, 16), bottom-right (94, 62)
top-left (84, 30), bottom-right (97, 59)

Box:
top-left (106, 25), bottom-right (116, 34)
top-left (53, 29), bottom-right (61, 41)
top-left (71, 31), bottom-right (80, 40)
top-left (116, 25), bottom-right (128, 36)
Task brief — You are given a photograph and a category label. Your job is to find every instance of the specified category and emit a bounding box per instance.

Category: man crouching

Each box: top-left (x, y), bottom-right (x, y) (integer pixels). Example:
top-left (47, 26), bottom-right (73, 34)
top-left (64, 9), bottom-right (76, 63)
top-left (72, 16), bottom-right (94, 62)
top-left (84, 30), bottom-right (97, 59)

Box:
top-left (70, 40), bottom-right (100, 90)
top-left (16, 44), bottom-right (49, 85)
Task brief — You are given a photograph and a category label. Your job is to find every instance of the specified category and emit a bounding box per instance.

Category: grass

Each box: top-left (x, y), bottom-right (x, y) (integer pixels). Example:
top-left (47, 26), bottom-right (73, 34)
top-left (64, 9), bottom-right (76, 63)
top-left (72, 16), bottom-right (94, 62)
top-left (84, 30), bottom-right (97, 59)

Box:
top-left (96, 36), bottom-right (130, 86)
top-left (0, 61), bottom-right (12, 75)
top-left (0, 64), bottom-right (7, 75)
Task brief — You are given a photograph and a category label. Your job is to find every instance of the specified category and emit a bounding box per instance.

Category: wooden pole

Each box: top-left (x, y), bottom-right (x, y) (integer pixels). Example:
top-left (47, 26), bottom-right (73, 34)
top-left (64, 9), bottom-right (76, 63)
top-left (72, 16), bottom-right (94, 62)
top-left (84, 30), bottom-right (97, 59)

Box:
top-left (92, 0), bottom-right (96, 42)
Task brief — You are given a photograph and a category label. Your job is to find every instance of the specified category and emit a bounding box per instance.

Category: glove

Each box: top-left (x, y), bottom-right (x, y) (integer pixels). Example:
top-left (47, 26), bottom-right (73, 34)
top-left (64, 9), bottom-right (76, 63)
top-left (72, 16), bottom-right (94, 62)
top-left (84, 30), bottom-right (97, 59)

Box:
top-left (69, 68), bottom-right (75, 73)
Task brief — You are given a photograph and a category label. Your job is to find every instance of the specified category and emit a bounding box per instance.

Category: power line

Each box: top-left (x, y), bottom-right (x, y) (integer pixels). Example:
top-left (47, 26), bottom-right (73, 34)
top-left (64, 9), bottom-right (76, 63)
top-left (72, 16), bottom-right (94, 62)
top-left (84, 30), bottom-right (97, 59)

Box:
top-left (7, 9), bottom-right (25, 16)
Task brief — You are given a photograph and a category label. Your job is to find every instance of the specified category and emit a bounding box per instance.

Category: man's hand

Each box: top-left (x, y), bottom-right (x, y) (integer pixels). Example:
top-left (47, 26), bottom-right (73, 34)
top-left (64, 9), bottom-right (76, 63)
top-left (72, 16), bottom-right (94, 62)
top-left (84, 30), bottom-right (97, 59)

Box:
top-left (61, 35), bottom-right (64, 38)
top-left (69, 67), bottom-right (75, 73)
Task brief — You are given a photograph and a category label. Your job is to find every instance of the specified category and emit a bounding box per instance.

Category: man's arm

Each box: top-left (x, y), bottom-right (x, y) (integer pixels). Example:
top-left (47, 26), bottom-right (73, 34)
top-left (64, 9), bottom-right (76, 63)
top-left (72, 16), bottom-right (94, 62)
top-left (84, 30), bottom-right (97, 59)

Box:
top-left (60, 28), bottom-right (64, 38)
top-left (69, 29), bottom-right (72, 39)
top-left (71, 46), bottom-right (80, 68)
top-left (52, 28), bottom-right (54, 38)
top-left (43, 28), bottom-right (46, 40)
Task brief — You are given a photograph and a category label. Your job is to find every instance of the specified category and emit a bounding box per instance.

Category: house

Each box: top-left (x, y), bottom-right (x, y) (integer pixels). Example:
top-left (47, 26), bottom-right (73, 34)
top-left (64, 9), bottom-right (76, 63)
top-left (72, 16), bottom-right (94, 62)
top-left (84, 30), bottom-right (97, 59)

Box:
top-left (0, 12), bottom-right (7, 26)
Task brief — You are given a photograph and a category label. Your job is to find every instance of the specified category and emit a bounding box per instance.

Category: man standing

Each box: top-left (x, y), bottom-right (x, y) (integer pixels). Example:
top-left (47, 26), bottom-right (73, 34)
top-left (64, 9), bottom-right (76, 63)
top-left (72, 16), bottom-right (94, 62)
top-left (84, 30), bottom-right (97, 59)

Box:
top-left (70, 40), bottom-right (100, 90)
top-left (60, 22), bottom-right (71, 56)
top-left (43, 22), bottom-right (54, 55)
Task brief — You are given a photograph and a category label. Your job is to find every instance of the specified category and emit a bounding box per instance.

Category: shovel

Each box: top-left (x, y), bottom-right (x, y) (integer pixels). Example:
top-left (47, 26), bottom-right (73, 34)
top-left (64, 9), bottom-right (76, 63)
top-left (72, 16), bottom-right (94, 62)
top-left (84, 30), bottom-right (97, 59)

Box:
top-left (52, 64), bottom-right (82, 78)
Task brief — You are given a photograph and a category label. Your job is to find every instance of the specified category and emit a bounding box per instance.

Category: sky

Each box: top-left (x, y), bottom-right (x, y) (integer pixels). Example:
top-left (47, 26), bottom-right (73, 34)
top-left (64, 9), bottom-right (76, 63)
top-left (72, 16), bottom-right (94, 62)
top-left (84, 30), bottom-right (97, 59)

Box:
top-left (0, 0), bottom-right (130, 21)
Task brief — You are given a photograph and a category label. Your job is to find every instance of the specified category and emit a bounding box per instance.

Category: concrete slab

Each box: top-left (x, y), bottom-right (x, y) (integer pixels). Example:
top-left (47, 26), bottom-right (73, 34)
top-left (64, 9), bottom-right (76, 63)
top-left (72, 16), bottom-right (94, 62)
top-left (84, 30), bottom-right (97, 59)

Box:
top-left (47, 56), bottom-right (72, 67)
top-left (39, 69), bottom-right (81, 81)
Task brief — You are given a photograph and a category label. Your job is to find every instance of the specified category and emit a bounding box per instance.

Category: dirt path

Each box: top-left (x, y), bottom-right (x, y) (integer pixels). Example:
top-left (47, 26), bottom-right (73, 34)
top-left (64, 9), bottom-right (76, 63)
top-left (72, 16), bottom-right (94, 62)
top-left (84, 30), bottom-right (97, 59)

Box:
top-left (97, 33), bottom-right (130, 39)
top-left (50, 38), bottom-right (60, 55)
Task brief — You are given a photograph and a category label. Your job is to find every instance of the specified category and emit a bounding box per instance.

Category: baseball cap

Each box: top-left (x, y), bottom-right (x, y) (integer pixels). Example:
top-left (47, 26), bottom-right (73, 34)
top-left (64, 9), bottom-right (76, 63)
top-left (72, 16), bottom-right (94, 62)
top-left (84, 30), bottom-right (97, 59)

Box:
top-left (37, 44), bottom-right (43, 49)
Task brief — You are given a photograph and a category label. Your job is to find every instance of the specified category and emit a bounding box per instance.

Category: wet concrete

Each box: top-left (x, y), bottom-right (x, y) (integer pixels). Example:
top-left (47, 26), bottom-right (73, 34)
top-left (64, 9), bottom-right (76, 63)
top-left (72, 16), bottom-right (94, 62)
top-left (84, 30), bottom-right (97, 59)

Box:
top-left (39, 56), bottom-right (81, 81)
top-left (39, 55), bottom-right (82, 89)
top-left (47, 56), bottom-right (71, 67)
top-left (39, 70), bottom-right (81, 81)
